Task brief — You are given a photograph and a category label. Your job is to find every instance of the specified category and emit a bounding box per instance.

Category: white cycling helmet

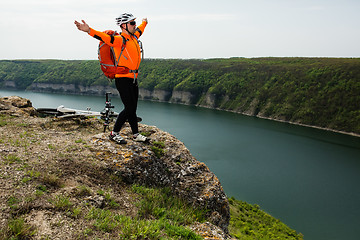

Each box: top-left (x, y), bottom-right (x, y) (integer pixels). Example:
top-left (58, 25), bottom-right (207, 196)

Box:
top-left (116, 13), bottom-right (136, 26)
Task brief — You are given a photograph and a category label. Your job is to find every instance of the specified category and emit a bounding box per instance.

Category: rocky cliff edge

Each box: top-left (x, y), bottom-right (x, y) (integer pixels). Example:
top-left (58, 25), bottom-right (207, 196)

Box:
top-left (0, 96), bottom-right (231, 239)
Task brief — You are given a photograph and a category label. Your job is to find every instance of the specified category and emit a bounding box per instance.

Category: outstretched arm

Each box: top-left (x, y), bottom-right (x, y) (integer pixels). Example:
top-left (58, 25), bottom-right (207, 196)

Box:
top-left (134, 18), bottom-right (148, 38)
top-left (74, 20), bottom-right (90, 33)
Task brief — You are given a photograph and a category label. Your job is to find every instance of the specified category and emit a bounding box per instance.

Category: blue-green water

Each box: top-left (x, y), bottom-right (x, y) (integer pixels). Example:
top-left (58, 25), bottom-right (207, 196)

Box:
top-left (1, 89), bottom-right (360, 240)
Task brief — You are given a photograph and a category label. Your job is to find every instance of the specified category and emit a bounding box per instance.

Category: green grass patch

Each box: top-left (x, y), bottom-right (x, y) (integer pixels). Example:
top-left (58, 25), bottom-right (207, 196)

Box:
top-left (0, 118), bottom-right (8, 127)
top-left (87, 208), bottom-right (119, 232)
top-left (96, 189), bottom-right (120, 209)
top-left (0, 217), bottom-right (36, 239)
top-left (151, 141), bottom-right (166, 158)
top-left (21, 177), bottom-right (32, 184)
top-left (75, 185), bottom-right (92, 197)
top-left (50, 195), bottom-right (73, 211)
top-left (26, 169), bottom-right (41, 178)
top-left (80, 184), bottom-right (208, 239)
top-left (140, 131), bottom-right (151, 137)
top-left (47, 144), bottom-right (55, 150)
top-left (35, 184), bottom-right (48, 196)
top-left (41, 173), bottom-right (63, 188)
top-left (16, 123), bottom-right (29, 128)
top-left (86, 207), bottom-right (202, 239)
top-left (228, 197), bottom-right (303, 239)
top-left (71, 207), bottom-right (83, 219)
top-left (7, 196), bottom-right (21, 210)
top-left (153, 141), bottom-right (165, 148)
top-left (132, 185), bottom-right (206, 225)
top-left (75, 138), bottom-right (86, 144)
top-left (4, 154), bottom-right (22, 164)
top-left (0, 114), bottom-right (13, 126)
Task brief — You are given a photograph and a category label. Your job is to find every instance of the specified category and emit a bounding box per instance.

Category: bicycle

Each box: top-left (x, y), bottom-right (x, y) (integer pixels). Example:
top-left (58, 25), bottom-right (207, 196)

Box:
top-left (37, 92), bottom-right (124, 133)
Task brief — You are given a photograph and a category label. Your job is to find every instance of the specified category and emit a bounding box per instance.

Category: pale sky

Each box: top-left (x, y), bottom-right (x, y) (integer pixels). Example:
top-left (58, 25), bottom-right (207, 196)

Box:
top-left (0, 0), bottom-right (359, 60)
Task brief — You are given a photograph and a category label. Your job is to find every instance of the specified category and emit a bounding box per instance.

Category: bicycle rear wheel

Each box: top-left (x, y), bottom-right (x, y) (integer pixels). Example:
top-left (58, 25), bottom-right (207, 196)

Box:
top-left (36, 108), bottom-right (63, 116)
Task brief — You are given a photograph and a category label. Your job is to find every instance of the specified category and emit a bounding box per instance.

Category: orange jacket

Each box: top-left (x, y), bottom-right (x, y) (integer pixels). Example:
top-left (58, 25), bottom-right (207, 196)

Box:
top-left (89, 21), bottom-right (147, 79)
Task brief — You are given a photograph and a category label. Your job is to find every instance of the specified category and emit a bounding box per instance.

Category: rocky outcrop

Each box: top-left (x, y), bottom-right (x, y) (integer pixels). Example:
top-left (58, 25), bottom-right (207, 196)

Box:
top-left (0, 96), bottom-right (37, 116)
top-left (91, 128), bottom-right (230, 233)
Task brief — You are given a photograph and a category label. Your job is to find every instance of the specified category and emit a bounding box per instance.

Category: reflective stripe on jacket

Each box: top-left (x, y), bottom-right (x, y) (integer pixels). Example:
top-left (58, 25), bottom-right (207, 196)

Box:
top-left (89, 21), bottom-right (147, 79)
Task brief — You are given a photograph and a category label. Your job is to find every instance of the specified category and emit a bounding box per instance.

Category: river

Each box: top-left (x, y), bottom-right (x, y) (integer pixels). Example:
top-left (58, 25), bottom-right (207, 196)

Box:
top-left (1, 89), bottom-right (360, 240)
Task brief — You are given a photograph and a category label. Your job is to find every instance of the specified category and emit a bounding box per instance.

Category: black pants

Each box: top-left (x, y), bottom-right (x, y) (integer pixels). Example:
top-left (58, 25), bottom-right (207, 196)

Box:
top-left (113, 77), bottom-right (139, 134)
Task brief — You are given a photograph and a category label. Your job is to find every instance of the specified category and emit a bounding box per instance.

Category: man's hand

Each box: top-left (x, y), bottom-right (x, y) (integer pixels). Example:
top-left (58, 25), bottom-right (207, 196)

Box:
top-left (142, 18), bottom-right (148, 24)
top-left (74, 20), bottom-right (90, 33)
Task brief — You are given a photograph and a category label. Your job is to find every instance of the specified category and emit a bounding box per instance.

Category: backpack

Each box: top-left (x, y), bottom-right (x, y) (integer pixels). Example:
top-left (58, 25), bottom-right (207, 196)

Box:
top-left (98, 30), bottom-right (128, 79)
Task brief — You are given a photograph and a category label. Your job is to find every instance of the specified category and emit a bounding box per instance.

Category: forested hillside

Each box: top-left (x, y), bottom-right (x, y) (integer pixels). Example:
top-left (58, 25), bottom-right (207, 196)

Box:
top-left (0, 58), bottom-right (359, 135)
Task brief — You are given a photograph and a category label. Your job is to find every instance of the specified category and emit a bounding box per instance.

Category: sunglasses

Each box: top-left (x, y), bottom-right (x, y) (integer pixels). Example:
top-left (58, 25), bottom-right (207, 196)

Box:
top-left (128, 21), bottom-right (136, 26)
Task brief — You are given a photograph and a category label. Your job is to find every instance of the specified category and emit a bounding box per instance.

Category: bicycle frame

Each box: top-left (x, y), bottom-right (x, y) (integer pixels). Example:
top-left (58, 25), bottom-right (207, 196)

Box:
top-left (37, 92), bottom-right (118, 132)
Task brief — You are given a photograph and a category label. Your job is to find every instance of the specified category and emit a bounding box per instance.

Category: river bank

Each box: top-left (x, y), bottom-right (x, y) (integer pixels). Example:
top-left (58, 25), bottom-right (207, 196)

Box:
top-left (3, 85), bottom-right (359, 138)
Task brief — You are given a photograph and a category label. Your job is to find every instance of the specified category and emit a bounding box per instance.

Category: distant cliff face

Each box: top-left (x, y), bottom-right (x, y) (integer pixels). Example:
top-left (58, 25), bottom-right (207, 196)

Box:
top-left (27, 83), bottom-right (229, 114)
top-left (139, 88), bottom-right (197, 105)
top-left (139, 89), bottom-right (171, 102)
top-left (29, 83), bottom-right (119, 96)
top-left (13, 82), bottom-right (360, 137)
top-left (29, 83), bottom-right (198, 106)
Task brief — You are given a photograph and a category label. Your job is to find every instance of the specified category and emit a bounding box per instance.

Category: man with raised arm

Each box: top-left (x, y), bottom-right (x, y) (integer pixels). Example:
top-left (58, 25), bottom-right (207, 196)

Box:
top-left (75, 13), bottom-right (148, 144)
